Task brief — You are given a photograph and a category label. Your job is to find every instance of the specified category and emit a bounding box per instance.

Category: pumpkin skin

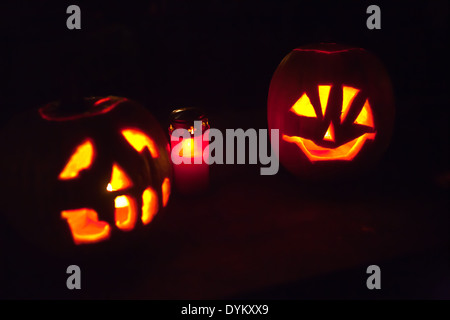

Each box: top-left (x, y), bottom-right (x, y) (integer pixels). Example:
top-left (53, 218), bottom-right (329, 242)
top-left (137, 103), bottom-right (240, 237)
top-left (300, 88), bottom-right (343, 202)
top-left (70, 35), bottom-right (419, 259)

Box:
top-left (0, 96), bottom-right (172, 254)
top-left (268, 43), bottom-right (395, 179)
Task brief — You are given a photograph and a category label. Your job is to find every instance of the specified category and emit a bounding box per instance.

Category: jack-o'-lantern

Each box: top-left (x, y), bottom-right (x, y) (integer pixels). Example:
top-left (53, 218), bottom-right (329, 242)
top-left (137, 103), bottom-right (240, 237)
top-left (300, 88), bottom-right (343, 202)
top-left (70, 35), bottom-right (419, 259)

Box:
top-left (0, 96), bottom-right (171, 253)
top-left (268, 43), bottom-right (395, 178)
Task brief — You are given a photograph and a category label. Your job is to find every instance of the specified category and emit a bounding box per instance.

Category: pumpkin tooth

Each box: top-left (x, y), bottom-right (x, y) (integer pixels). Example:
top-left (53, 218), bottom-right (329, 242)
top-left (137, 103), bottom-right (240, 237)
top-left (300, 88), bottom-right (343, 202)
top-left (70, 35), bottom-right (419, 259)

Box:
top-left (114, 195), bottom-right (137, 231)
top-left (141, 187), bottom-right (159, 225)
top-left (161, 178), bottom-right (171, 207)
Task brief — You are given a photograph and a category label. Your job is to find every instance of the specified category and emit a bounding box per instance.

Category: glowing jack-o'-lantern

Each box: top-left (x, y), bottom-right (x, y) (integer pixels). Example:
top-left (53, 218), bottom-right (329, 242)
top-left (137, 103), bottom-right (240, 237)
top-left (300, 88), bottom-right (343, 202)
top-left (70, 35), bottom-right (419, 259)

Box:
top-left (268, 43), bottom-right (395, 178)
top-left (0, 96), bottom-right (171, 251)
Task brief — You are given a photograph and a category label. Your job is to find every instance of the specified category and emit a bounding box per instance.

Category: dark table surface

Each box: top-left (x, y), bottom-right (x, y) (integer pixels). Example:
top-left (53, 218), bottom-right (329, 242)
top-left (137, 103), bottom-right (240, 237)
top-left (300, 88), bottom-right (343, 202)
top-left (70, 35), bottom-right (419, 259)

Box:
top-left (1, 108), bottom-right (448, 300)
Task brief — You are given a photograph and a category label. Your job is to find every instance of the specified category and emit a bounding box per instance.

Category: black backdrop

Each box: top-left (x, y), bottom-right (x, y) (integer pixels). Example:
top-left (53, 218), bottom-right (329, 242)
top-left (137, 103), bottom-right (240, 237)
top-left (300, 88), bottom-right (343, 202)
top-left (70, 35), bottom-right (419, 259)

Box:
top-left (1, 0), bottom-right (448, 176)
top-left (0, 0), bottom-right (448, 300)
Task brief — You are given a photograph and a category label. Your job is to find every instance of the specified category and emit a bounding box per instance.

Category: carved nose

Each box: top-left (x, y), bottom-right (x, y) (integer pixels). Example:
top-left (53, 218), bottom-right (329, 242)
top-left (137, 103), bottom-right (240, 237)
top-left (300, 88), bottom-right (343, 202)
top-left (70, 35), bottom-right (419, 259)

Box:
top-left (323, 123), bottom-right (335, 142)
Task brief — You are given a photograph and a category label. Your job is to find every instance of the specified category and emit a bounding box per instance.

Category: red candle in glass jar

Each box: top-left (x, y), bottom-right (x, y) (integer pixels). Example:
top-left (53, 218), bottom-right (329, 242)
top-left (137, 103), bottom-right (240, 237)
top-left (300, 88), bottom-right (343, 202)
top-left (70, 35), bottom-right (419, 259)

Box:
top-left (169, 108), bottom-right (209, 194)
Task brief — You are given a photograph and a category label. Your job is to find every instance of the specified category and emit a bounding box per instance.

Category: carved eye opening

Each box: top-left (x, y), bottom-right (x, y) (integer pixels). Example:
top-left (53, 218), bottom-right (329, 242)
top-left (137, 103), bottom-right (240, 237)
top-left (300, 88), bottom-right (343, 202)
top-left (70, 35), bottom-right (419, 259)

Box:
top-left (353, 99), bottom-right (374, 128)
top-left (290, 85), bottom-right (331, 118)
top-left (290, 93), bottom-right (317, 117)
top-left (340, 86), bottom-right (375, 128)
top-left (58, 139), bottom-right (95, 180)
top-left (290, 85), bottom-right (375, 129)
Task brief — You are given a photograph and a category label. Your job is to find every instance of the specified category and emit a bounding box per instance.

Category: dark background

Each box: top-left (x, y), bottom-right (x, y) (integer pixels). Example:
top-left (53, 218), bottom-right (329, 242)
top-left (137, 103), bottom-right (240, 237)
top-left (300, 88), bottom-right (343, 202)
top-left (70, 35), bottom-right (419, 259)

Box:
top-left (0, 0), bottom-right (448, 174)
top-left (0, 0), bottom-right (448, 299)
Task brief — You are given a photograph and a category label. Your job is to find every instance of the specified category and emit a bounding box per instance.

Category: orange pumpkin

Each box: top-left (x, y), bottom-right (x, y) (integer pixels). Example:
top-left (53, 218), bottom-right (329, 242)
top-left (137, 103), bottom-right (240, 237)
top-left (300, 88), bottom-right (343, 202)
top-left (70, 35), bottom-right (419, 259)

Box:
top-left (268, 43), bottom-right (395, 178)
top-left (0, 96), bottom-right (171, 253)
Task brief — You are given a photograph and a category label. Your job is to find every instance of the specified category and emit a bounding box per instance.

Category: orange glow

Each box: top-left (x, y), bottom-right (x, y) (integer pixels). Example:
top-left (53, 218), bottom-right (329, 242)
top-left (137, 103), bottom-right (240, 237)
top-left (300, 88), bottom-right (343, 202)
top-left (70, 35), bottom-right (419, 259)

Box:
top-left (340, 86), bottom-right (360, 123)
top-left (179, 138), bottom-right (193, 157)
top-left (39, 98), bottom-right (123, 121)
top-left (114, 195), bottom-right (137, 231)
top-left (162, 178), bottom-right (170, 207)
top-left (293, 48), bottom-right (364, 54)
top-left (94, 97), bottom-right (111, 106)
top-left (178, 138), bottom-right (194, 158)
top-left (177, 134), bottom-right (205, 159)
top-left (107, 163), bottom-right (133, 191)
top-left (323, 123), bottom-right (335, 142)
top-left (318, 85), bottom-right (331, 116)
top-left (354, 99), bottom-right (375, 128)
top-left (59, 140), bottom-right (95, 180)
top-left (283, 133), bottom-right (376, 162)
top-left (141, 187), bottom-right (158, 225)
top-left (121, 129), bottom-right (159, 158)
top-left (290, 93), bottom-right (317, 118)
top-left (61, 208), bottom-right (110, 245)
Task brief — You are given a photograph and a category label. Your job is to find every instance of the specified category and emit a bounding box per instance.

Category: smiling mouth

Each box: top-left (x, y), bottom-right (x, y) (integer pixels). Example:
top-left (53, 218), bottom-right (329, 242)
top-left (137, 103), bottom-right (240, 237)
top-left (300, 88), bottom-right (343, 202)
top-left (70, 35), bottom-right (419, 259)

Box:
top-left (283, 133), bottom-right (376, 162)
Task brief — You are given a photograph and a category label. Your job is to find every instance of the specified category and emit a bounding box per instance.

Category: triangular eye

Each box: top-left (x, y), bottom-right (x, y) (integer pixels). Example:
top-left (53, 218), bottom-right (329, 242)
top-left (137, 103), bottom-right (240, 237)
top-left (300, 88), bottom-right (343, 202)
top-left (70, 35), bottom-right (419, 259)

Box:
top-left (340, 86), bottom-right (360, 123)
top-left (318, 85), bottom-right (331, 117)
top-left (121, 129), bottom-right (159, 158)
top-left (354, 99), bottom-right (375, 128)
top-left (59, 139), bottom-right (95, 180)
top-left (107, 163), bottom-right (133, 191)
top-left (290, 93), bottom-right (317, 117)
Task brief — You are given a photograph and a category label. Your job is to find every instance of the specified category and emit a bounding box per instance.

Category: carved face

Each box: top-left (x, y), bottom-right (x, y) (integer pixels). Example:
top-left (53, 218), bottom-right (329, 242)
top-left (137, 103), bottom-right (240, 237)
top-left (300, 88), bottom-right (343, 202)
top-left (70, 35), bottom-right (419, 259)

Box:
top-left (282, 84), bottom-right (376, 162)
top-left (268, 43), bottom-right (395, 178)
top-left (0, 96), bottom-right (172, 251)
top-left (58, 130), bottom-right (170, 245)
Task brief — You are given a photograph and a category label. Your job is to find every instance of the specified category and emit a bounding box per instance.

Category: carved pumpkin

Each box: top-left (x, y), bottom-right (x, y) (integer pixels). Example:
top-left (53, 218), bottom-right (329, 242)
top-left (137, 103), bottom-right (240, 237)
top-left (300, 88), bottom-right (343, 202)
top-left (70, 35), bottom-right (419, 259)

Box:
top-left (0, 96), bottom-right (171, 252)
top-left (268, 43), bottom-right (395, 178)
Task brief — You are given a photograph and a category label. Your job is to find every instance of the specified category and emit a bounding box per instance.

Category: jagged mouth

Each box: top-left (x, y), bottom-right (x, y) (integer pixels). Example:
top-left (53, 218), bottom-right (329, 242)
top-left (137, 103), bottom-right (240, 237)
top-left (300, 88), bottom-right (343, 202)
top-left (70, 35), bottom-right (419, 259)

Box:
top-left (282, 133), bottom-right (376, 162)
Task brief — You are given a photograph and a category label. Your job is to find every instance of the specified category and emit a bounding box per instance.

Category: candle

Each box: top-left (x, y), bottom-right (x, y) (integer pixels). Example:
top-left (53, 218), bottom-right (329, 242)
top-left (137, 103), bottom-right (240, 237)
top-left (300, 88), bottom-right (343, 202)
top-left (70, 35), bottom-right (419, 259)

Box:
top-left (169, 108), bottom-right (210, 194)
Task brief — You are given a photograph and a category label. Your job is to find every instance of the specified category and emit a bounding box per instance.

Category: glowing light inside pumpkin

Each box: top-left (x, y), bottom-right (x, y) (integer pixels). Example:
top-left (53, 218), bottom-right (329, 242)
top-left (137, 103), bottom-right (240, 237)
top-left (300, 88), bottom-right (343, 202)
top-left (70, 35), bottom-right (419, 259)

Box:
top-left (114, 195), bottom-right (137, 231)
top-left (107, 163), bottom-right (133, 191)
top-left (354, 99), bottom-right (375, 128)
top-left (323, 123), bottom-right (335, 142)
top-left (61, 208), bottom-right (110, 245)
top-left (283, 133), bottom-right (376, 162)
top-left (318, 85), bottom-right (331, 117)
top-left (341, 86), bottom-right (360, 123)
top-left (162, 178), bottom-right (170, 207)
top-left (290, 93), bottom-right (316, 118)
top-left (141, 187), bottom-right (158, 225)
top-left (58, 140), bottom-right (95, 180)
top-left (121, 129), bottom-right (159, 158)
